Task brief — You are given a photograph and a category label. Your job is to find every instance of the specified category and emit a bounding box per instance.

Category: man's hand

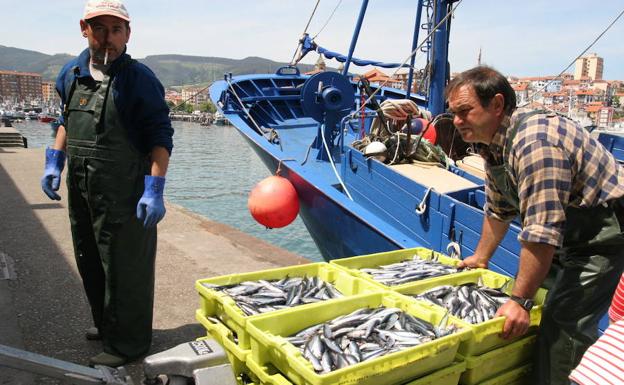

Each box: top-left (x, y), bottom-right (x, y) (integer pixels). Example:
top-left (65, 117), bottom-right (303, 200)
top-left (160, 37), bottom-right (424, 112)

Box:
top-left (496, 299), bottom-right (531, 339)
top-left (41, 148), bottom-right (66, 200)
top-left (458, 254), bottom-right (489, 269)
top-left (136, 175), bottom-right (166, 227)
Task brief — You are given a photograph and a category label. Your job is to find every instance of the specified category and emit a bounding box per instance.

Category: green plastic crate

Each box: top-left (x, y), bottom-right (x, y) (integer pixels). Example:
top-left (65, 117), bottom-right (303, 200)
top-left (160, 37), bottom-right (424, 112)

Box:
top-left (247, 356), bottom-right (296, 385)
top-left (330, 247), bottom-right (470, 290)
top-left (196, 262), bottom-right (384, 349)
top-left (476, 364), bottom-right (532, 385)
top-left (248, 353), bottom-right (466, 385)
top-left (246, 291), bottom-right (472, 385)
top-left (457, 335), bottom-right (535, 385)
top-left (395, 269), bottom-right (546, 356)
top-left (402, 361), bottom-right (466, 385)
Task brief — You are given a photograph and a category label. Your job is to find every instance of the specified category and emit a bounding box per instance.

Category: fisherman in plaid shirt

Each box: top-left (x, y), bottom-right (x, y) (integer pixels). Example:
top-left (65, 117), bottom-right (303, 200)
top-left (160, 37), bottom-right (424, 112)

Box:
top-left (446, 66), bottom-right (624, 385)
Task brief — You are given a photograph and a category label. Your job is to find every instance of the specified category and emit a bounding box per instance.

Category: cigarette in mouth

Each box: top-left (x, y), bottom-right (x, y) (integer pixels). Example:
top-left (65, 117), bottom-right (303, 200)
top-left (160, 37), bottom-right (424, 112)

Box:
top-left (104, 49), bottom-right (109, 65)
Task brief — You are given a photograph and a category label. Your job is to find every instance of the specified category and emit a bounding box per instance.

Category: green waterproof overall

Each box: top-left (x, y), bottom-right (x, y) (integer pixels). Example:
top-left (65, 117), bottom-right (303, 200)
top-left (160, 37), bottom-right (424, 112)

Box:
top-left (490, 111), bottom-right (624, 385)
top-left (65, 61), bottom-right (156, 359)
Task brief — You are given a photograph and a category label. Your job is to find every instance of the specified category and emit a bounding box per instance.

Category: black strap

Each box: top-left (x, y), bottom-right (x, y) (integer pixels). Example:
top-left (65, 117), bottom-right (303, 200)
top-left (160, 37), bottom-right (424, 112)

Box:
top-left (62, 57), bottom-right (137, 123)
top-left (62, 66), bottom-right (81, 123)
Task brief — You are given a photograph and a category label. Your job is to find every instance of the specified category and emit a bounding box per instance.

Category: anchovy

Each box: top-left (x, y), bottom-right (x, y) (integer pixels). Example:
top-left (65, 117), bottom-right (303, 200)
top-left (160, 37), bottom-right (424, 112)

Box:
top-left (202, 276), bottom-right (343, 316)
top-left (359, 255), bottom-right (458, 286)
top-left (412, 282), bottom-right (510, 324)
top-left (284, 306), bottom-right (460, 374)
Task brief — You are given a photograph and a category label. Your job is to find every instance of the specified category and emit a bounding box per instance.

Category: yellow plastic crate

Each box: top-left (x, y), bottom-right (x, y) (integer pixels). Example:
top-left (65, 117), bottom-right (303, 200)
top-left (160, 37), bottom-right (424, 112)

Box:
top-left (246, 291), bottom-right (472, 385)
top-left (330, 247), bottom-right (470, 290)
top-left (457, 335), bottom-right (535, 385)
top-left (196, 262), bottom-right (384, 349)
top-left (395, 269), bottom-right (546, 356)
top-left (195, 311), bottom-right (255, 383)
top-left (402, 361), bottom-right (466, 385)
top-left (476, 364), bottom-right (532, 385)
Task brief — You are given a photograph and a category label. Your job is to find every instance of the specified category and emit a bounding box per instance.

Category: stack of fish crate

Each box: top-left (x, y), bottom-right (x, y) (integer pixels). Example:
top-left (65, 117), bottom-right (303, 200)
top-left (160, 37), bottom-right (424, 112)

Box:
top-left (194, 247), bottom-right (546, 385)
top-left (195, 262), bottom-right (385, 384)
top-left (331, 248), bottom-right (547, 385)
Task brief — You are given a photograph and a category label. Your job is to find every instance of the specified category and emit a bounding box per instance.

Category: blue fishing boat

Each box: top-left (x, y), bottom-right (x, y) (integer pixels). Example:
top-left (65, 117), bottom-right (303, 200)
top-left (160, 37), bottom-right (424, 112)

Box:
top-left (597, 131), bottom-right (624, 162)
top-left (209, 0), bottom-right (612, 331)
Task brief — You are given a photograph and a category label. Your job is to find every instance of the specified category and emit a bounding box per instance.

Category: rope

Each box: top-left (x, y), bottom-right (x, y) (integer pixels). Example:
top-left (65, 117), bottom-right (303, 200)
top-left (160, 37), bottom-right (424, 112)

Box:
top-left (379, 99), bottom-right (420, 121)
top-left (388, 131), bottom-right (402, 165)
top-left (291, 0), bottom-right (322, 64)
top-left (415, 187), bottom-right (433, 215)
top-left (275, 159), bottom-right (297, 176)
top-left (446, 228), bottom-right (462, 259)
top-left (352, 0), bottom-right (463, 119)
top-left (446, 241), bottom-right (461, 259)
top-left (302, 0), bottom-right (321, 35)
top-left (521, 6), bottom-right (624, 107)
top-left (320, 122), bottom-right (354, 200)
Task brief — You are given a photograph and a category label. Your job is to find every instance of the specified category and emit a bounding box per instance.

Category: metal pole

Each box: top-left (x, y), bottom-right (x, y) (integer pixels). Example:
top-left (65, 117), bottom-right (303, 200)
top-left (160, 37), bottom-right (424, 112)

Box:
top-left (0, 344), bottom-right (131, 385)
top-left (342, 0), bottom-right (369, 76)
top-left (406, 0), bottom-right (425, 98)
top-left (428, 0), bottom-right (452, 115)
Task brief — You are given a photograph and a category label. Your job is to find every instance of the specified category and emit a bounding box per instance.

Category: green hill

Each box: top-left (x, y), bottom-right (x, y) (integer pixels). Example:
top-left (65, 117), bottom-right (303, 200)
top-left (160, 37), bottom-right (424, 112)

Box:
top-left (0, 45), bottom-right (320, 87)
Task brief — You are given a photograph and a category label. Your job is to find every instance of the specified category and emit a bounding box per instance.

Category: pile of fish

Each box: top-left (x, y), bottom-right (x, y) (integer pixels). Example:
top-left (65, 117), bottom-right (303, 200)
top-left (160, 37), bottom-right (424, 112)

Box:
top-left (202, 276), bottom-right (343, 316)
top-left (411, 283), bottom-right (511, 324)
top-left (285, 306), bottom-right (459, 374)
top-left (360, 256), bottom-right (458, 286)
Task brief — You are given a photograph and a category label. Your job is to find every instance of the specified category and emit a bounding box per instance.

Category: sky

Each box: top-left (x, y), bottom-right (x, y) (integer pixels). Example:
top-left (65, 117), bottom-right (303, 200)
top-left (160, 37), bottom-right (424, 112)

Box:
top-left (1, 0), bottom-right (624, 80)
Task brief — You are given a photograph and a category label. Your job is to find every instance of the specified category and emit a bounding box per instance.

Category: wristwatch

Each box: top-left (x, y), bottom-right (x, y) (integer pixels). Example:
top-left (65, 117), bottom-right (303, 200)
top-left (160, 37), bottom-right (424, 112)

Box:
top-left (509, 295), bottom-right (534, 312)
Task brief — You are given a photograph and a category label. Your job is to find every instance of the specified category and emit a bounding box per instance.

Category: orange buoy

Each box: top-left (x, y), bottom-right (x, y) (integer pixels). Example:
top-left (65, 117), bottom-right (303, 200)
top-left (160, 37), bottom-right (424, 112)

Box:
top-left (248, 175), bottom-right (300, 228)
top-left (403, 118), bottom-right (437, 144)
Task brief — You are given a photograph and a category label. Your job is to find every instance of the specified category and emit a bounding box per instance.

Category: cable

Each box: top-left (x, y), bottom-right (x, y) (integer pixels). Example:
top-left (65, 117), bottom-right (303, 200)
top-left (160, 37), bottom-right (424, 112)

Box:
top-left (170, 84), bottom-right (211, 112)
top-left (312, 0), bottom-right (343, 40)
top-left (352, 0), bottom-right (463, 119)
top-left (522, 6), bottom-right (624, 107)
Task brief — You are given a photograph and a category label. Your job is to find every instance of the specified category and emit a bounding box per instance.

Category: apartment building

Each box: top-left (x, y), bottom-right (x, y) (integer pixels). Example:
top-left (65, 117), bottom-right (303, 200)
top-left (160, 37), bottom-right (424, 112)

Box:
top-left (41, 81), bottom-right (60, 105)
top-left (0, 70), bottom-right (43, 103)
top-left (574, 53), bottom-right (603, 80)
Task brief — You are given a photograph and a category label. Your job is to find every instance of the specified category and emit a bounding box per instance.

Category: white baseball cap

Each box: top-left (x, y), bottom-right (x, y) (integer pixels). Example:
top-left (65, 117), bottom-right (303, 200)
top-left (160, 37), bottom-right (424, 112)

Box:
top-left (83, 0), bottom-right (130, 22)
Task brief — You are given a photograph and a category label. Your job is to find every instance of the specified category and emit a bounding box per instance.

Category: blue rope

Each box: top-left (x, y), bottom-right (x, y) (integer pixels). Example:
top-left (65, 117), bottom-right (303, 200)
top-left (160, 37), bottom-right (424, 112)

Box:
top-left (299, 34), bottom-right (410, 69)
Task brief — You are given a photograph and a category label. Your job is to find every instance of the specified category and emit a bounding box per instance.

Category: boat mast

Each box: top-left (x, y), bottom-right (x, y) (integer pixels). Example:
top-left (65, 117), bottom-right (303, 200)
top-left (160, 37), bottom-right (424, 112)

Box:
top-left (342, 0), bottom-right (369, 76)
top-left (428, 0), bottom-right (455, 116)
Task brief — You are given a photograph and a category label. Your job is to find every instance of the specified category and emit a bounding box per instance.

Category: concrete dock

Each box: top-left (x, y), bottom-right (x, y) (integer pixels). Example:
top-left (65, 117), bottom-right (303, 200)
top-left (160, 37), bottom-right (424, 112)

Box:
top-left (0, 147), bottom-right (309, 384)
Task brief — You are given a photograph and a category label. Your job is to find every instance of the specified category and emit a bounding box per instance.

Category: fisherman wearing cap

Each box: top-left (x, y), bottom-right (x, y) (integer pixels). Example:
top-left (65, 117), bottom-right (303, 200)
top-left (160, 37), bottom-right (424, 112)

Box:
top-left (40, 0), bottom-right (173, 367)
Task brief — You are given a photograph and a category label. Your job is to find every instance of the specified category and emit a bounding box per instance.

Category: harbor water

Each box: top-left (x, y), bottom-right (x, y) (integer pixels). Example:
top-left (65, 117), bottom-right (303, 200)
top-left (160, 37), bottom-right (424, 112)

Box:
top-left (15, 120), bottom-right (322, 261)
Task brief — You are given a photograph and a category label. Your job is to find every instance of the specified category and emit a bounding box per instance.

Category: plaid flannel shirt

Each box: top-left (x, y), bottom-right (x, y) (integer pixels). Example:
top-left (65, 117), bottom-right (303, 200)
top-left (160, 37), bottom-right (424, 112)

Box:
top-left (479, 108), bottom-right (624, 247)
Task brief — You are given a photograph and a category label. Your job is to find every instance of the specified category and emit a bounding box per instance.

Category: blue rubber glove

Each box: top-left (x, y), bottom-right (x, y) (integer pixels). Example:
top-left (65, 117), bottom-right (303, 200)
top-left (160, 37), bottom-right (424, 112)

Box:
top-left (41, 148), bottom-right (66, 201)
top-left (136, 175), bottom-right (166, 227)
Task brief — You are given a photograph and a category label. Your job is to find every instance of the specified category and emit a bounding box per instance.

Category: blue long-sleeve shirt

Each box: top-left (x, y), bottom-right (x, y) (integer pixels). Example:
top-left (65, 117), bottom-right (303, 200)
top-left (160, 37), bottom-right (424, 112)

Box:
top-left (56, 48), bottom-right (174, 155)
